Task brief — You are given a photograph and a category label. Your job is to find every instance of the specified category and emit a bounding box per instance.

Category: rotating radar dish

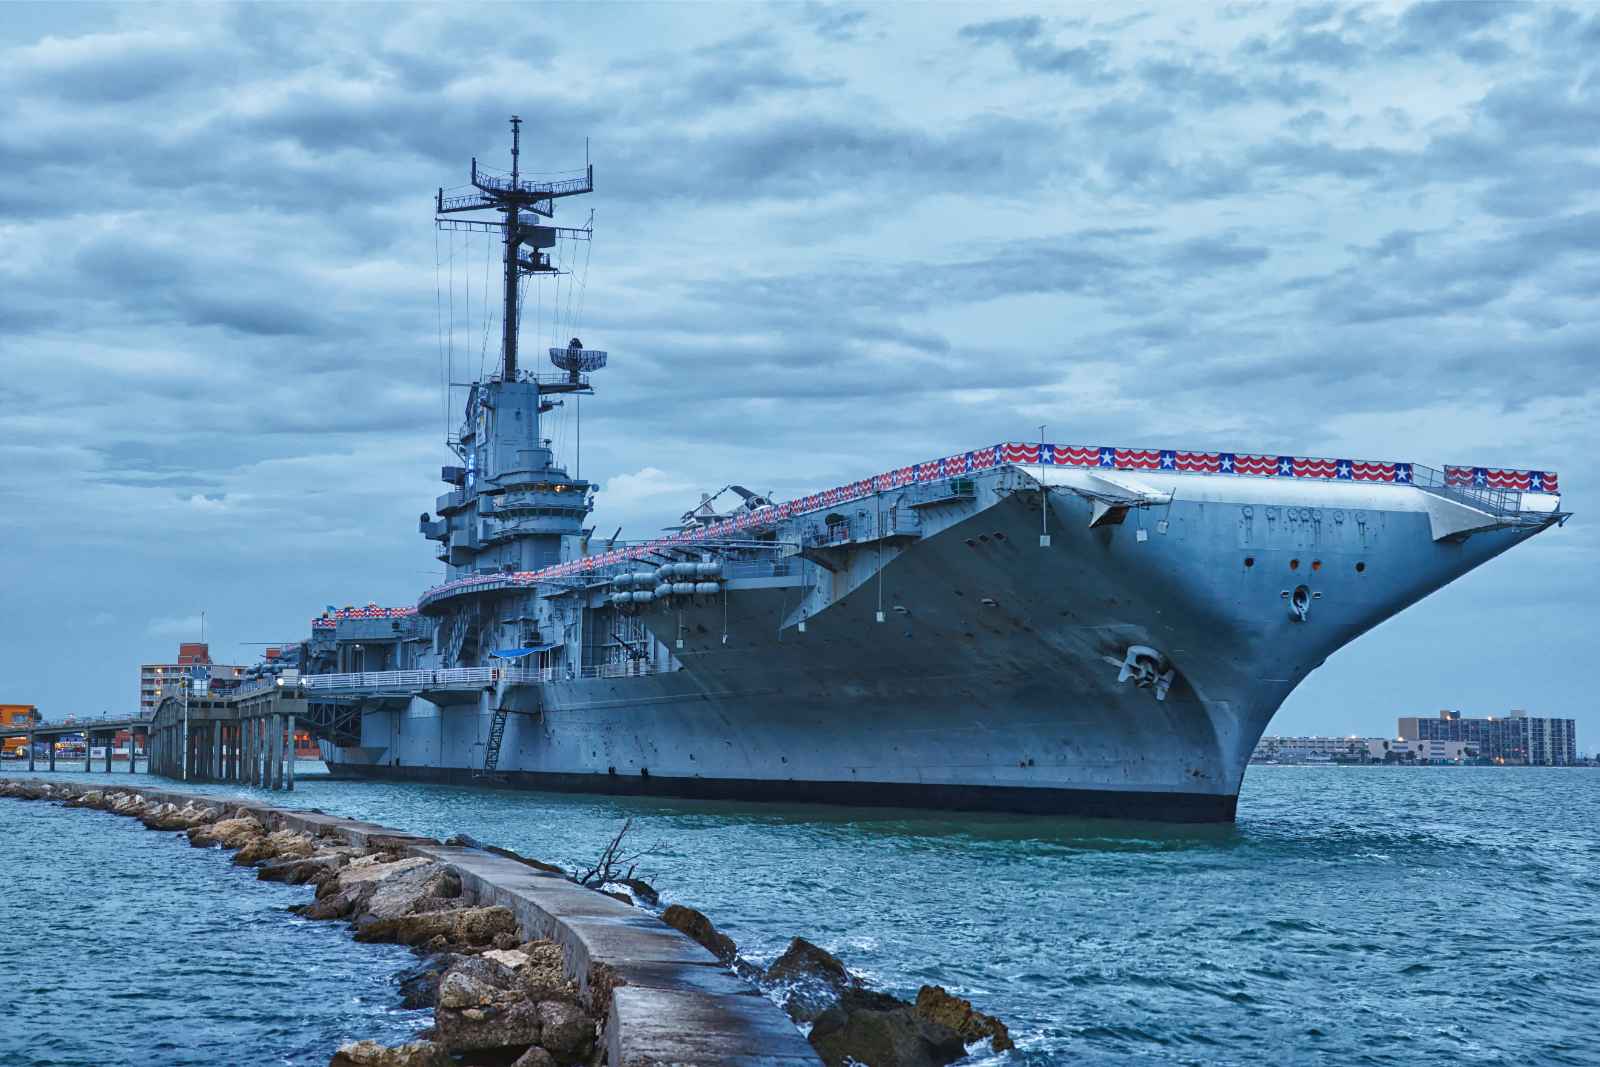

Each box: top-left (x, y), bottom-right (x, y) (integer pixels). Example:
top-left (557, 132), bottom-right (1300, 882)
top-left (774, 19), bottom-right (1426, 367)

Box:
top-left (551, 337), bottom-right (608, 373)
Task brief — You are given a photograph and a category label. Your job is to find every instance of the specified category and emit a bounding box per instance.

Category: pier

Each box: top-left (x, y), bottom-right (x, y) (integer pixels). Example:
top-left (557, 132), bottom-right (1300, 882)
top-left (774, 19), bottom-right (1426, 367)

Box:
top-left (0, 714), bottom-right (147, 775)
top-left (145, 683), bottom-right (308, 790)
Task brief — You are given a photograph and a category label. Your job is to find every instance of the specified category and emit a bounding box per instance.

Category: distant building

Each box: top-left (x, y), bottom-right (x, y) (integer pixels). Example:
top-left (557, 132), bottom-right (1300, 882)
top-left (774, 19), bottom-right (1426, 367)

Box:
top-left (1250, 734), bottom-right (1474, 765)
top-left (1, 704), bottom-right (39, 758)
top-left (138, 642), bottom-right (247, 714)
top-left (1368, 737), bottom-right (1473, 764)
top-left (1251, 735), bottom-right (1373, 763)
top-left (1397, 710), bottom-right (1578, 766)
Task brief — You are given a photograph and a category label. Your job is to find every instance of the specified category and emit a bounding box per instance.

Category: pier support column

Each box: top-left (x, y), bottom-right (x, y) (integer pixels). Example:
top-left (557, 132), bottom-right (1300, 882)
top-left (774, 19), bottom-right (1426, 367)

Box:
top-left (285, 717), bottom-right (296, 792)
top-left (271, 714), bottom-right (283, 790)
top-left (49, 739), bottom-right (56, 772)
top-left (105, 736), bottom-right (112, 773)
top-left (27, 733), bottom-right (34, 772)
top-left (212, 726), bottom-right (222, 784)
top-left (131, 730), bottom-right (138, 773)
top-left (85, 733), bottom-right (94, 774)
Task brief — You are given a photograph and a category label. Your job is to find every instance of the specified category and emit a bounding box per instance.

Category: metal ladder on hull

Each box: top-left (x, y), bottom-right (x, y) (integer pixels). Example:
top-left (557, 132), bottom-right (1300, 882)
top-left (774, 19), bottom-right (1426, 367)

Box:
top-left (478, 707), bottom-right (509, 778)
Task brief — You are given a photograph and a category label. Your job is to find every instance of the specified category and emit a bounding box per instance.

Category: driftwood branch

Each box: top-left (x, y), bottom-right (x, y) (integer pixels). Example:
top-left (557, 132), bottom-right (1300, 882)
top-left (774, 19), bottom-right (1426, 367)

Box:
top-left (573, 818), bottom-right (650, 887)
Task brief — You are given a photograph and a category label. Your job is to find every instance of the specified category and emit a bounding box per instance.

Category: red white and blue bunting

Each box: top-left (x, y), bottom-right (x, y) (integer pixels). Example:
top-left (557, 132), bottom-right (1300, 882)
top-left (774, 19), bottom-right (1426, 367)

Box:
top-left (417, 443), bottom-right (1560, 598)
top-left (1445, 466), bottom-right (1559, 493)
top-left (311, 605), bottom-right (418, 629)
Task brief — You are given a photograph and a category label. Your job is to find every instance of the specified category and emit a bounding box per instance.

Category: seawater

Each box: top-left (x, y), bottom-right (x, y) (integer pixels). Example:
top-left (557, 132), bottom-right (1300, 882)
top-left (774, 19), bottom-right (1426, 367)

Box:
top-left (2, 766), bottom-right (1595, 1066)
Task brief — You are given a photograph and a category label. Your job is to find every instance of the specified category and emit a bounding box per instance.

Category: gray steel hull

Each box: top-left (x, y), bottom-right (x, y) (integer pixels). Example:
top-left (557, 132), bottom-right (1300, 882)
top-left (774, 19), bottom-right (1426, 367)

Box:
top-left (325, 473), bottom-right (1556, 821)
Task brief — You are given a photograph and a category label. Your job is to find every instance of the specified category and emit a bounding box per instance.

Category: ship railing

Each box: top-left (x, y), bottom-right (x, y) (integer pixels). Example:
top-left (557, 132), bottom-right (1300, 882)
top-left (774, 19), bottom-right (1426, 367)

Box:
top-left (298, 662), bottom-right (687, 694)
top-left (578, 661), bottom-right (672, 680)
top-left (299, 667), bottom-right (550, 694)
top-left (1409, 463), bottom-right (1528, 519)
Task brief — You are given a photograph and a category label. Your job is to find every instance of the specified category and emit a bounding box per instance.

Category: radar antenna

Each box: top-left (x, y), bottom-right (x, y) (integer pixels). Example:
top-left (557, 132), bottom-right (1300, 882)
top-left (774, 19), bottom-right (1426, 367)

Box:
top-left (435, 116), bottom-right (594, 382)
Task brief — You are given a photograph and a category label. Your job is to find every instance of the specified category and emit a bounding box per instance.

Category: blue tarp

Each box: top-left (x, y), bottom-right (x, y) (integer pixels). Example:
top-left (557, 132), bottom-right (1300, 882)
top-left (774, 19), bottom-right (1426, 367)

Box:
top-left (488, 644), bottom-right (558, 659)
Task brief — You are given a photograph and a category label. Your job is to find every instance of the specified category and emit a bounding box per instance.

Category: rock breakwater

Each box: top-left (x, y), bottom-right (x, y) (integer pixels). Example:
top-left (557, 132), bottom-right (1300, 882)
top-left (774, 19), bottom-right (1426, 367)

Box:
top-left (1, 779), bottom-right (817, 1066)
top-left (3, 778), bottom-right (1012, 1067)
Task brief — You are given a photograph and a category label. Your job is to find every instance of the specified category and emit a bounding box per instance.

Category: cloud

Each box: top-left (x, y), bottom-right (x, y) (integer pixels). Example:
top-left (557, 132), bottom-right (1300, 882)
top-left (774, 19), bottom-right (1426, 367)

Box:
top-left (958, 16), bottom-right (1115, 85)
top-left (146, 615), bottom-right (205, 639)
top-left (0, 1), bottom-right (1593, 747)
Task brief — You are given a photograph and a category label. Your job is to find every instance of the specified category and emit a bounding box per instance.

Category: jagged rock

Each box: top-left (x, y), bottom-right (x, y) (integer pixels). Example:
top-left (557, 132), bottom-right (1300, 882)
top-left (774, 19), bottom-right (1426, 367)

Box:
top-left (510, 1046), bottom-right (555, 1067)
top-left (236, 828), bottom-right (316, 863)
top-left (302, 856), bottom-right (434, 919)
top-left (327, 1039), bottom-right (451, 1067)
top-left (189, 815), bottom-right (265, 848)
top-left (617, 878), bottom-right (659, 904)
top-left (765, 937), bottom-right (859, 1023)
top-left (434, 997), bottom-right (543, 1053)
top-left (439, 969), bottom-right (501, 1010)
top-left (483, 948), bottom-right (531, 970)
top-left (111, 793), bottom-right (148, 814)
top-left (354, 905), bottom-right (519, 947)
top-left (493, 931), bottom-right (521, 950)
top-left (809, 989), bottom-right (968, 1067)
top-left (535, 1000), bottom-right (594, 1059)
top-left (140, 802), bottom-right (193, 831)
top-left (660, 904), bottom-right (737, 964)
top-left (358, 864), bottom-right (462, 921)
top-left (517, 942), bottom-right (575, 1000)
top-left (914, 985), bottom-right (1014, 1053)
top-left (326, 856), bottom-right (432, 893)
top-left (600, 889), bottom-right (633, 905)
top-left (65, 790), bottom-right (105, 808)
top-left (233, 836), bottom-right (281, 865)
top-left (257, 850), bottom-right (353, 885)
top-left (396, 953), bottom-right (468, 1010)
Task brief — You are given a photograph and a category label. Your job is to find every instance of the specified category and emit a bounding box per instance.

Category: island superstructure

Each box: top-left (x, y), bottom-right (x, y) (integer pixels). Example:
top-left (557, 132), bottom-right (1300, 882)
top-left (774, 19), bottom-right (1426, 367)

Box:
top-left (291, 120), bottom-right (1568, 821)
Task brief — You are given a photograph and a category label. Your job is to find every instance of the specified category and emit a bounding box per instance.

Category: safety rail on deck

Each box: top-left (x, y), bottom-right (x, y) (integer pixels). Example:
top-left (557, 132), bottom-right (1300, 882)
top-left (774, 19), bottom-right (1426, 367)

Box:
top-left (1410, 463), bottom-right (1526, 519)
top-left (297, 662), bottom-right (674, 697)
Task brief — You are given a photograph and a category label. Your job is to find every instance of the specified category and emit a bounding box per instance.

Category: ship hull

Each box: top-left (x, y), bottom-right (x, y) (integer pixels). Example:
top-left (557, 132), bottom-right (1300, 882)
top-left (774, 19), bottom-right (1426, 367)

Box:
top-left (322, 469), bottom-right (1557, 821)
top-left (329, 761), bottom-right (1239, 821)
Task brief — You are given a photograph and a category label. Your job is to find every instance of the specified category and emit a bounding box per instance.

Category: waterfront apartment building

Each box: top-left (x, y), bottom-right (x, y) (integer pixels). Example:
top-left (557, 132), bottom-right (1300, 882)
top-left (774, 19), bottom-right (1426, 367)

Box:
top-left (138, 642), bottom-right (246, 714)
top-left (1251, 735), bottom-right (1473, 765)
top-left (1397, 710), bottom-right (1578, 766)
top-left (1251, 735), bottom-right (1372, 762)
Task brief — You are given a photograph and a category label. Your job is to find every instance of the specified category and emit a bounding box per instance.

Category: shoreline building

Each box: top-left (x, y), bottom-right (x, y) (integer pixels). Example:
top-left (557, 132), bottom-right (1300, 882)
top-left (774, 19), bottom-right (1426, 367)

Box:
top-left (138, 642), bottom-right (247, 715)
top-left (1251, 735), bottom-right (1373, 763)
top-left (1, 704), bottom-right (39, 758)
top-left (1398, 710), bottom-right (1577, 766)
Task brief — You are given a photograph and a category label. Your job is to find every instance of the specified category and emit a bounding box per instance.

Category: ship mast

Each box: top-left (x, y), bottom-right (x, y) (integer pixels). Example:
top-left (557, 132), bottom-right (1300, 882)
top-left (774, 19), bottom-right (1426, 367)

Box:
top-left (435, 116), bottom-right (594, 381)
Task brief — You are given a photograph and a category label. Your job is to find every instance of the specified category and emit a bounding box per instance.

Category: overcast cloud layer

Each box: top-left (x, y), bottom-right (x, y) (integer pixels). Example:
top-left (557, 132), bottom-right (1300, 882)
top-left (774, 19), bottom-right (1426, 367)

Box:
top-left (1, 2), bottom-right (1594, 746)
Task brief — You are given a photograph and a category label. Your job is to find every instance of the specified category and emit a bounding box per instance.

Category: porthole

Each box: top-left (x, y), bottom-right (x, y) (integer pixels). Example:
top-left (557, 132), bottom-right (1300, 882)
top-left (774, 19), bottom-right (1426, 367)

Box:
top-left (1355, 561), bottom-right (1366, 573)
top-left (1289, 558), bottom-right (1300, 571)
top-left (1244, 556), bottom-right (1255, 568)
top-left (1311, 560), bottom-right (1322, 572)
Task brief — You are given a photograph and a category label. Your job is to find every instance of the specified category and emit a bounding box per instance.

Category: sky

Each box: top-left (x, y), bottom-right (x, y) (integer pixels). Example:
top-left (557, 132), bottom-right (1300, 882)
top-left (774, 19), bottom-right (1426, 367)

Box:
top-left (0, 2), bottom-right (1594, 746)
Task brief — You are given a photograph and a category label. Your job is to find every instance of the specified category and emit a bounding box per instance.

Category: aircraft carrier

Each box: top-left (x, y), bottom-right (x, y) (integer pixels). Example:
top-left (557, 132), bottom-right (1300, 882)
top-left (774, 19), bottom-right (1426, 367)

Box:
top-left (295, 120), bottom-right (1567, 821)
